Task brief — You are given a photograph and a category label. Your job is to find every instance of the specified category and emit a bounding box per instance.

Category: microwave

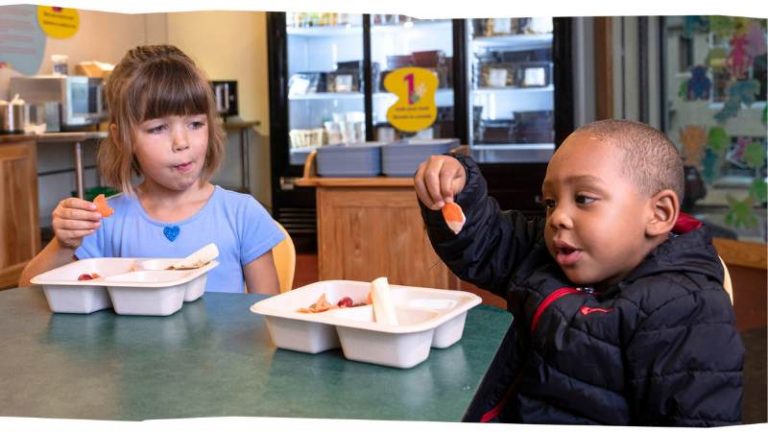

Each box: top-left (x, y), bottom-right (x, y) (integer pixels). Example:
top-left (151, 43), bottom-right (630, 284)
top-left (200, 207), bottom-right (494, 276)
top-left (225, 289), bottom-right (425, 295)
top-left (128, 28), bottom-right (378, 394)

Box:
top-left (9, 75), bottom-right (107, 129)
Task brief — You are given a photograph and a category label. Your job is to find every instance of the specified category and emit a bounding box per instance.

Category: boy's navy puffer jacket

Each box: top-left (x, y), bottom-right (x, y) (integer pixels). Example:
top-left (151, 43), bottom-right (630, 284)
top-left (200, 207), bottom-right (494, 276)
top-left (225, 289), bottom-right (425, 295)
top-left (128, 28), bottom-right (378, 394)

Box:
top-left (421, 155), bottom-right (744, 426)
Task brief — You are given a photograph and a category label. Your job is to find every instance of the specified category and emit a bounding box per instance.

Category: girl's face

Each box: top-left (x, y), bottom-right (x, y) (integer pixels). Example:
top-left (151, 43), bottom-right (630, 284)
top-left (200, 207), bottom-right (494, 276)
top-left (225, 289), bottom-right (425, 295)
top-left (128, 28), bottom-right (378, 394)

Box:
top-left (132, 114), bottom-right (209, 193)
top-left (542, 132), bottom-right (654, 287)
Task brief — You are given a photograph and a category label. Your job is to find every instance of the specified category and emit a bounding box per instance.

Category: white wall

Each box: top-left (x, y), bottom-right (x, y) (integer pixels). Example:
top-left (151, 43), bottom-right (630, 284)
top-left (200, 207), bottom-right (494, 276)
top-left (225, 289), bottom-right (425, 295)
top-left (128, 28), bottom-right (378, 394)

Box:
top-left (165, 11), bottom-right (272, 208)
top-left (0, 8), bottom-right (169, 228)
top-left (0, 7), bottom-right (273, 227)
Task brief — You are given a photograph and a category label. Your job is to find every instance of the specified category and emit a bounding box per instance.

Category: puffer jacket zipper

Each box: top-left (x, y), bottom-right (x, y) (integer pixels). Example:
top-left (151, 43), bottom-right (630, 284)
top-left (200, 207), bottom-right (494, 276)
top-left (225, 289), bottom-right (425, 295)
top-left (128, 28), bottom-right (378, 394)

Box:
top-left (530, 287), bottom-right (583, 332)
top-left (480, 286), bottom-right (586, 423)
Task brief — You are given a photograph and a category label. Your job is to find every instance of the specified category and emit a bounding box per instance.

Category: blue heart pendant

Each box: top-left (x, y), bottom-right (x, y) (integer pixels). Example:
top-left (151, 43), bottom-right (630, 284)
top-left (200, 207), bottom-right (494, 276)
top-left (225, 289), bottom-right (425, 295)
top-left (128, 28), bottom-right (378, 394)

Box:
top-left (163, 225), bottom-right (180, 242)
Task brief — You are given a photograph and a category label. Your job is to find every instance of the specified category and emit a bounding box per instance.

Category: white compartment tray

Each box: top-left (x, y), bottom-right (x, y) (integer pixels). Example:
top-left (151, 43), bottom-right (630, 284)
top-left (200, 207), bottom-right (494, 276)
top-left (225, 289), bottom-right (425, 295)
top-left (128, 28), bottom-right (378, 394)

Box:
top-left (31, 258), bottom-right (219, 316)
top-left (250, 280), bottom-right (481, 369)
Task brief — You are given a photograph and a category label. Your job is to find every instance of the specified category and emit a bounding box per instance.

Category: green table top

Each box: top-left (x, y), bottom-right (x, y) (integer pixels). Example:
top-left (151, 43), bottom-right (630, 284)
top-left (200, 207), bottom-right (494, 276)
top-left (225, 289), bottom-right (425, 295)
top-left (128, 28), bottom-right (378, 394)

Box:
top-left (0, 287), bottom-right (511, 422)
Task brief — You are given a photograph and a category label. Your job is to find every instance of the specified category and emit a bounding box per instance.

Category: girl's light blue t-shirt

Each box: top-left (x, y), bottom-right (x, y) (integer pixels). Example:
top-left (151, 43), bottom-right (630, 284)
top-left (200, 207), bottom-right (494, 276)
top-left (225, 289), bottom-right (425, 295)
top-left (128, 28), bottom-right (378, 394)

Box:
top-left (76, 186), bottom-right (284, 293)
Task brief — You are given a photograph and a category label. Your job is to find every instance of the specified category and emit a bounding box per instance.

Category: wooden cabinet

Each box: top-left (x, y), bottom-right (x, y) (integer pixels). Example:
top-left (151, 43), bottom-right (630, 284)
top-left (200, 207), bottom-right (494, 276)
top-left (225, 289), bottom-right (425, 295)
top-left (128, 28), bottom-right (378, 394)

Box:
top-left (0, 140), bottom-right (40, 289)
top-left (315, 185), bottom-right (459, 289)
top-left (297, 152), bottom-right (459, 289)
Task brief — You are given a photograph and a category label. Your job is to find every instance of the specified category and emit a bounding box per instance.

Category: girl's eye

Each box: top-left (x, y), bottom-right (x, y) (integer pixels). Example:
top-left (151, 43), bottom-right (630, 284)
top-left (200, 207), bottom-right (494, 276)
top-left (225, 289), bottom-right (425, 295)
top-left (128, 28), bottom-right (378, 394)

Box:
top-left (542, 198), bottom-right (556, 210)
top-left (146, 124), bottom-right (166, 134)
top-left (190, 120), bottom-right (206, 129)
top-left (575, 194), bottom-right (597, 205)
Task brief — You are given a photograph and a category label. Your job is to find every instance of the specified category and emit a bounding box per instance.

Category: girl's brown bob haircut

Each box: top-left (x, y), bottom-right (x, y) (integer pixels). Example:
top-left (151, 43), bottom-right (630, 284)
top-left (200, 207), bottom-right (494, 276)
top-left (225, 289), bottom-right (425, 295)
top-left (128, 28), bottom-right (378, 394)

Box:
top-left (98, 44), bottom-right (225, 195)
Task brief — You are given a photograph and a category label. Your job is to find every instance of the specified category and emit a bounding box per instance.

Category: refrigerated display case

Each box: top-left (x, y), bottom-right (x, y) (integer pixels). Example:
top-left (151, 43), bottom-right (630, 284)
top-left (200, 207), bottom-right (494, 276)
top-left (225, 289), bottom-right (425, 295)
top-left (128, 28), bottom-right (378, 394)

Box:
top-left (370, 16), bottom-right (457, 142)
top-left (467, 17), bottom-right (557, 163)
top-left (268, 13), bottom-right (574, 251)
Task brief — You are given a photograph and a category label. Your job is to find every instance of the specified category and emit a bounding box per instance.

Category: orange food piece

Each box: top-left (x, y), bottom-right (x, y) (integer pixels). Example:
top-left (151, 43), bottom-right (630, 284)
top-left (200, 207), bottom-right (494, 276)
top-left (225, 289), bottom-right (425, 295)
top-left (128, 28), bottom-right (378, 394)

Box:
top-left (441, 201), bottom-right (466, 234)
top-left (93, 194), bottom-right (114, 217)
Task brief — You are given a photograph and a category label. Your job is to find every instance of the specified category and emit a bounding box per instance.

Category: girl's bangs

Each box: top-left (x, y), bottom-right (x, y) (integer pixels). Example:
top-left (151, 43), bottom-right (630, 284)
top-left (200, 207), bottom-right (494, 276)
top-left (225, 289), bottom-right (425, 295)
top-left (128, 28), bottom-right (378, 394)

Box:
top-left (135, 62), bottom-right (210, 121)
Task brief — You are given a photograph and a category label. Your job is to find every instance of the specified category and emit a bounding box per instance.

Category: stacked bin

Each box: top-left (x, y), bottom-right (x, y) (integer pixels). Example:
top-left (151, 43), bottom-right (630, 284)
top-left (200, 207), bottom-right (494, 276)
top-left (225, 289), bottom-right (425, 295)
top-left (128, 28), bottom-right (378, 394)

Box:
top-left (316, 142), bottom-right (386, 177)
top-left (381, 138), bottom-right (460, 177)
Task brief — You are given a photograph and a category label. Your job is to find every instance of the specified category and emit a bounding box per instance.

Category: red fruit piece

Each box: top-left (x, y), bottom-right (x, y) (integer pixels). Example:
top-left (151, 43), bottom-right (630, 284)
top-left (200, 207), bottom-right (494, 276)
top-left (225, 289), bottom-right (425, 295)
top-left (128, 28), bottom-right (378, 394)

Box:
top-left (78, 273), bottom-right (94, 281)
top-left (337, 297), bottom-right (354, 308)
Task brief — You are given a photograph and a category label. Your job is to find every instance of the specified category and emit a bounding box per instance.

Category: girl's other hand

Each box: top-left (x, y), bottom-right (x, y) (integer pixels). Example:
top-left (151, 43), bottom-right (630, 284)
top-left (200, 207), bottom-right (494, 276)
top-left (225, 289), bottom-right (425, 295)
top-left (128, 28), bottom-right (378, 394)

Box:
top-left (414, 155), bottom-right (467, 211)
top-left (51, 197), bottom-right (102, 249)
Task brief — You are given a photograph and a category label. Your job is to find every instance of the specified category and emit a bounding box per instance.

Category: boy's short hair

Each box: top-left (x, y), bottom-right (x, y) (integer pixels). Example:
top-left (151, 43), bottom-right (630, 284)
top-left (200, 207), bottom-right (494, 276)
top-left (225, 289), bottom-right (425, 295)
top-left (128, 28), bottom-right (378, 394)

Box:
top-left (99, 44), bottom-right (225, 195)
top-left (575, 119), bottom-right (684, 202)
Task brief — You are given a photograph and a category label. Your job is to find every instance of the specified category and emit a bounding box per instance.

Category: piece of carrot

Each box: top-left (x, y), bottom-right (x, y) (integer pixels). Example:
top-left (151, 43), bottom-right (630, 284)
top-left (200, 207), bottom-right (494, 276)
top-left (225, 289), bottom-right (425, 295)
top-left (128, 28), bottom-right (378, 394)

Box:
top-left (441, 201), bottom-right (466, 234)
top-left (93, 194), bottom-right (114, 217)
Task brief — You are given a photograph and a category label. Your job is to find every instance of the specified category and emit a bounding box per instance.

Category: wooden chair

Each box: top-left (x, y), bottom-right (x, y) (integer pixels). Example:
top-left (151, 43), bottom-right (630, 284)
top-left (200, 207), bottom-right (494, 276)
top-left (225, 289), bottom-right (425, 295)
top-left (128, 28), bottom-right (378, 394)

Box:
top-left (719, 256), bottom-right (734, 305)
top-left (272, 221), bottom-right (296, 293)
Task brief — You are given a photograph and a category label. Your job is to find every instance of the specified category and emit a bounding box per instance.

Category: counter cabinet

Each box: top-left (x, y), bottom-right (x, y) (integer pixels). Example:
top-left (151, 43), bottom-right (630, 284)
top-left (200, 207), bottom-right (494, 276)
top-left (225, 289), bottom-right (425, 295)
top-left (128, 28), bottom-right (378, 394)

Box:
top-left (0, 138), bottom-right (40, 289)
top-left (297, 151), bottom-right (459, 289)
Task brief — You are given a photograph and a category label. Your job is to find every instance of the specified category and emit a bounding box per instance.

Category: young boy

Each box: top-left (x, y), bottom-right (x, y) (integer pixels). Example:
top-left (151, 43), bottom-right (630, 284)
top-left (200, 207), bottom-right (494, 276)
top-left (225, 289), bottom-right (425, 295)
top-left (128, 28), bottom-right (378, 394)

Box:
top-left (414, 119), bottom-right (744, 426)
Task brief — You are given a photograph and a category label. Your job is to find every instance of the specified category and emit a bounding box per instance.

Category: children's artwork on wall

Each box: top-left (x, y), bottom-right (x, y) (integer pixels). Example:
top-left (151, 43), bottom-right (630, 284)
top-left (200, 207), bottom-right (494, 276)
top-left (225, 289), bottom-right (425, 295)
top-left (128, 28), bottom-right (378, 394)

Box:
top-left (680, 125), bottom-right (707, 165)
top-left (686, 66), bottom-right (711, 100)
top-left (706, 47), bottom-right (728, 69)
top-left (714, 80), bottom-right (760, 123)
top-left (709, 16), bottom-right (735, 38)
top-left (745, 22), bottom-right (767, 59)
top-left (683, 16), bottom-right (709, 38)
top-left (725, 136), bottom-right (752, 168)
top-left (725, 195), bottom-right (759, 229)
top-left (726, 35), bottom-right (751, 79)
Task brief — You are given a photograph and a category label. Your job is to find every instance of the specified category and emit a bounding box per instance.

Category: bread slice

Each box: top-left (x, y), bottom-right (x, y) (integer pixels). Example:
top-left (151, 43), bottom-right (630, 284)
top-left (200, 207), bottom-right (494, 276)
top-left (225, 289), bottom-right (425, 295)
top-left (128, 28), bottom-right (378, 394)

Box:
top-left (370, 276), bottom-right (398, 325)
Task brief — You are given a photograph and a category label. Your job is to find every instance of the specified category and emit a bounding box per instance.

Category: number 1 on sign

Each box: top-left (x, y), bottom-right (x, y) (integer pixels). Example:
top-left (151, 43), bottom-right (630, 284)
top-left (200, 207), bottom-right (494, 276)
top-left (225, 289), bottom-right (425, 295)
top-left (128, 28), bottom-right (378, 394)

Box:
top-left (405, 73), bottom-right (418, 104)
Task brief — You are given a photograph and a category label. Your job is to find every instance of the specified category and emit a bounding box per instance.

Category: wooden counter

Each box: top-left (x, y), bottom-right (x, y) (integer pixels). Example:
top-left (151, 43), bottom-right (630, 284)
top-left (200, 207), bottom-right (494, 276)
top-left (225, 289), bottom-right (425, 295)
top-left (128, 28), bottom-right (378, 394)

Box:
top-left (0, 137), bottom-right (39, 289)
top-left (296, 151), bottom-right (459, 289)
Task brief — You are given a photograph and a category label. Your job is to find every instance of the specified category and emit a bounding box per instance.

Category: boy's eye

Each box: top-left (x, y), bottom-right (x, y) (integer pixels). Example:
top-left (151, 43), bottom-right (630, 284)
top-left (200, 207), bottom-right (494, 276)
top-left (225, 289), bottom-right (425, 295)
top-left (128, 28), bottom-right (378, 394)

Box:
top-left (542, 198), bottom-right (556, 210)
top-left (575, 194), bottom-right (597, 205)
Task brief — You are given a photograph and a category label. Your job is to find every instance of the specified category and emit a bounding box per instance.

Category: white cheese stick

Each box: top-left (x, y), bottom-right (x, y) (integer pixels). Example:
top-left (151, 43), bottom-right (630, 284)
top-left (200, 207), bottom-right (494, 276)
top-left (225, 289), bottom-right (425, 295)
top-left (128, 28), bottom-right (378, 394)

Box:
top-left (371, 276), bottom-right (398, 325)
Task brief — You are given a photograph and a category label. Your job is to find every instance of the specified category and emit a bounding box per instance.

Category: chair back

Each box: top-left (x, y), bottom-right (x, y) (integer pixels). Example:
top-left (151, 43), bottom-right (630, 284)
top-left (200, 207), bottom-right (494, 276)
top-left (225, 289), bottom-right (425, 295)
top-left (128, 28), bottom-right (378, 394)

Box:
top-left (719, 256), bottom-right (734, 305)
top-left (272, 221), bottom-right (296, 293)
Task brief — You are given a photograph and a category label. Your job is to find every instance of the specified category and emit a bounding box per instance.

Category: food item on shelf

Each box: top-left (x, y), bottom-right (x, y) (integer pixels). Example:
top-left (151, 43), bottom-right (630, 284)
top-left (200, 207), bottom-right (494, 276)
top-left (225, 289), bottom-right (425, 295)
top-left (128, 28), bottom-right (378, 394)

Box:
top-left (77, 273), bottom-right (101, 281)
top-left (441, 201), bottom-right (466, 234)
top-left (93, 194), bottom-right (114, 217)
top-left (371, 276), bottom-right (398, 325)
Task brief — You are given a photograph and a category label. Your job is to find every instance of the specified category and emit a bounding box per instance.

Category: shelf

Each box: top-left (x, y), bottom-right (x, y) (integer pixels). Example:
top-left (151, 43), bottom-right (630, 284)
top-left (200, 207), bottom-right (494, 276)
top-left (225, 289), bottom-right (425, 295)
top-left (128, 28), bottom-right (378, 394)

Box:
top-left (371, 20), bottom-right (452, 34)
top-left (289, 92), bottom-right (363, 101)
top-left (288, 25), bottom-right (363, 37)
top-left (471, 143), bottom-right (555, 150)
top-left (290, 89), bottom-right (454, 102)
top-left (472, 85), bottom-right (554, 95)
top-left (472, 33), bottom-right (552, 51)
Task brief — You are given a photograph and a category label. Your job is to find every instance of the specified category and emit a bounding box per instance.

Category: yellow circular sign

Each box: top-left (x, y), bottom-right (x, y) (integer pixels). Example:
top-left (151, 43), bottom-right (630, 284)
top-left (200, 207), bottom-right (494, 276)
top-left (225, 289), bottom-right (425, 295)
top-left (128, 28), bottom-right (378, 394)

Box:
top-left (384, 67), bottom-right (438, 133)
top-left (37, 6), bottom-right (79, 39)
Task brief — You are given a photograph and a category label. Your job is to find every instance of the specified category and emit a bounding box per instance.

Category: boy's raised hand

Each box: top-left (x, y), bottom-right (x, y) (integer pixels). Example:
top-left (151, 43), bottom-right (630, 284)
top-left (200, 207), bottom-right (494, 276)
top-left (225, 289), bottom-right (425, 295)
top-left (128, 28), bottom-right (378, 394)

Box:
top-left (51, 197), bottom-right (102, 249)
top-left (414, 155), bottom-right (467, 210)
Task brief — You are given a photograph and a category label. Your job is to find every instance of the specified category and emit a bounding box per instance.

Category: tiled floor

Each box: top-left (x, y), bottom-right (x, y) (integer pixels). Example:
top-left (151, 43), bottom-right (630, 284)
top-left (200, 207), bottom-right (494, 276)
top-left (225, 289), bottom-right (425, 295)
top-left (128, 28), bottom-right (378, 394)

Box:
top-left (294, 252), bottom-right (766, 424)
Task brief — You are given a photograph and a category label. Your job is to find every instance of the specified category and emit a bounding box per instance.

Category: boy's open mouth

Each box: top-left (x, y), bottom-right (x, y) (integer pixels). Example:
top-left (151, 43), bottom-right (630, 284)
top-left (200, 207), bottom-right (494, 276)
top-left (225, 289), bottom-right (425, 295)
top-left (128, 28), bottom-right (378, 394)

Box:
top-left (555, 245), bottom-right (582, 266)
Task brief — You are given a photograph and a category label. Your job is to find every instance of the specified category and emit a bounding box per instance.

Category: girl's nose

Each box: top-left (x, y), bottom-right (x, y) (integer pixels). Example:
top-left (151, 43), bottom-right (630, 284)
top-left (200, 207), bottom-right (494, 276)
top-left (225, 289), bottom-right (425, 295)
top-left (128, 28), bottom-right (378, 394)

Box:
top-left (171, 128), bottom-right (190, 152)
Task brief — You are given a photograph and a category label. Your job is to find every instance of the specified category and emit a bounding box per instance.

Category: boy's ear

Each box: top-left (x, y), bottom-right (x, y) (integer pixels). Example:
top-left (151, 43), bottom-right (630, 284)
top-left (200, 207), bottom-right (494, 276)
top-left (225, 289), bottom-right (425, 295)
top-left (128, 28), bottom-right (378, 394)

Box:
top-left (646, 189), bottom-right (679, 237)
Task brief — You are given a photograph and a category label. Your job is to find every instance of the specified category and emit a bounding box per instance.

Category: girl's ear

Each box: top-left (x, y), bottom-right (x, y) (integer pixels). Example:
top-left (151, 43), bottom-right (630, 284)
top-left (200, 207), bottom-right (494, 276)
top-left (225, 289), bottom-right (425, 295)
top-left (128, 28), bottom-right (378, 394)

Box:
top-left (646, 189), bottom-right (680, 237)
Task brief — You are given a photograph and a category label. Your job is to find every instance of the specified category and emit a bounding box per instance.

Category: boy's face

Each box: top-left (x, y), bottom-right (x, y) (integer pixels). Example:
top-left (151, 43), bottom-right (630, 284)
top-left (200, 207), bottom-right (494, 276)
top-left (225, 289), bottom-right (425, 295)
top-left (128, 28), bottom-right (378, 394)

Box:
top-left (542, 132), bottom-right (653, 286)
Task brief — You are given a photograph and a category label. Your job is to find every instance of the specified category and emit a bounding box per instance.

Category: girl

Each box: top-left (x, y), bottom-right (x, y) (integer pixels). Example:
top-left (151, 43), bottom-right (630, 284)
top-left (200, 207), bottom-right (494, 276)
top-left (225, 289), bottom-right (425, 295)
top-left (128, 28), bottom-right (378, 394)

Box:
top-left (20, 45), bottom-right (282, 294)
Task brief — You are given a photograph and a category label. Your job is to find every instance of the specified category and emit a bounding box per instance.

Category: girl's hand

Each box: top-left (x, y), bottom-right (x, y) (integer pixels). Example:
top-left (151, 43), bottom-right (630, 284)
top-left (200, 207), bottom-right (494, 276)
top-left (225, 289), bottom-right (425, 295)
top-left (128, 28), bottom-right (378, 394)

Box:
top-left (414, 155), bottom-right (467, 210)
top-left (51, 198), bottom-right (102, 249)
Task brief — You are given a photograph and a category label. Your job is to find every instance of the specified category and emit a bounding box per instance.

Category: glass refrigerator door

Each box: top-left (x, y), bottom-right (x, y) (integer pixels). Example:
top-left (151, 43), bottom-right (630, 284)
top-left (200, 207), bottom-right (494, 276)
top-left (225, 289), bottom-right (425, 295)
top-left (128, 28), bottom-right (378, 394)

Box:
top-left (370, 15), bottom-right (455, 141)
top-left (286, 12), bottom-right (365, 167)
top-left (468, 17), bottom-right (555, 163)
